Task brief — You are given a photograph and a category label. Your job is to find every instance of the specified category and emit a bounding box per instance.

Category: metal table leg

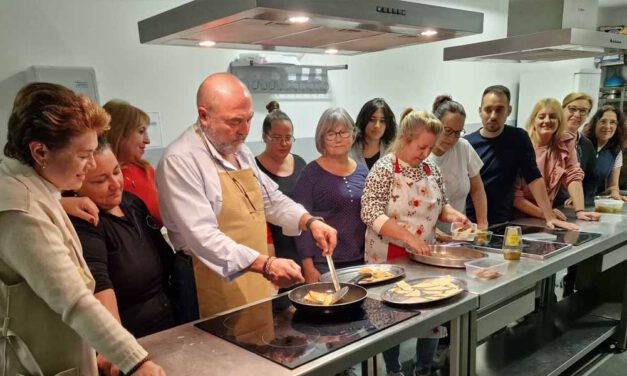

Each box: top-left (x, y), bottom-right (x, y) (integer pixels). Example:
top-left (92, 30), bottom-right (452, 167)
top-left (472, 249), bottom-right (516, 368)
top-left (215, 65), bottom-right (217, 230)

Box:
top-left (449, 312), bottom-right (472, 376)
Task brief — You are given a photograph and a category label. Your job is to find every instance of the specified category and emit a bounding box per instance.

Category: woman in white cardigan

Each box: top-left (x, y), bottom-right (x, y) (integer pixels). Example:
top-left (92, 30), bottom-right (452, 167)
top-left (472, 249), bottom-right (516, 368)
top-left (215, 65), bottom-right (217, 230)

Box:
top-left (0, 83), bottom-right (164, 376)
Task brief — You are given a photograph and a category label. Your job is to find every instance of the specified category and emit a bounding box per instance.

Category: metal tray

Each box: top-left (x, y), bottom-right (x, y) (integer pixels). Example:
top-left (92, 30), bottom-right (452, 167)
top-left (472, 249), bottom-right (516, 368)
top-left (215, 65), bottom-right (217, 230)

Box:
top-left (381, 276), bottom-right (466, 306)
top-left (320, 264), bottom-right (405, 286)
top-left (408, 244), bottom-right (487, 268)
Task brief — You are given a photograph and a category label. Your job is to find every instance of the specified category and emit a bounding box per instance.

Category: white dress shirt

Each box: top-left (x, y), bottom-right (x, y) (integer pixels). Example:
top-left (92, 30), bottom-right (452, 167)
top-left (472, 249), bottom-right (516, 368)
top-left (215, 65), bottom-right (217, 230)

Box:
top-left (155, 125), bottom-right (307, 281)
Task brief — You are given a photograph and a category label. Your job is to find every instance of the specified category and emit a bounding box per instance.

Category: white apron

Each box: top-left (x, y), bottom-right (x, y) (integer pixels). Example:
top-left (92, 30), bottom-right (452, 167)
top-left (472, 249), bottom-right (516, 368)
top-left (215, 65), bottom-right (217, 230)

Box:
top-left (365, 156), bottom-right (443, 263)
top-left (364, 156), bottom-right (447, 339)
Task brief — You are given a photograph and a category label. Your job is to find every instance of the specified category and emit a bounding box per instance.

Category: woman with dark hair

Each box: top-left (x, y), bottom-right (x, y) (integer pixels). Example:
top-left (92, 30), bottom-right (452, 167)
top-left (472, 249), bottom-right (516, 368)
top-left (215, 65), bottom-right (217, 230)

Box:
top-left (583, 105), bottom-right (627, 201)
top-left (71, 140), bottom-right (176, 339)
top-left (0, 83), bottom-right (163, 375)
top-left (351, 98), bottom-right (397, 169)
top-left (429, 95), bottom-right (488, 229)
top-left (255, 101), bottom-right (307, 268)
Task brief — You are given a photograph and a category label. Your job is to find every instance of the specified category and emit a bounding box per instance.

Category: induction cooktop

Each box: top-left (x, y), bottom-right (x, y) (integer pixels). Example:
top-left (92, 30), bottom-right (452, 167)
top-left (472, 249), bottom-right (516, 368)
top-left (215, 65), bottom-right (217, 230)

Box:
top-left (194, 295), bottom-right (420, 369)
top-left (489, 223), bottom-right (601, 246)
top-left (475, 234), bottom-right (571, 260)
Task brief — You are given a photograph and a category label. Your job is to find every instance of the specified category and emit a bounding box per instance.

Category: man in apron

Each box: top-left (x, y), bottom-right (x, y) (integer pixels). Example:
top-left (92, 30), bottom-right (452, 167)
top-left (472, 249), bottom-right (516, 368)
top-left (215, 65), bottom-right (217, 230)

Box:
top-left (156, 73), bottom-right (337, 319)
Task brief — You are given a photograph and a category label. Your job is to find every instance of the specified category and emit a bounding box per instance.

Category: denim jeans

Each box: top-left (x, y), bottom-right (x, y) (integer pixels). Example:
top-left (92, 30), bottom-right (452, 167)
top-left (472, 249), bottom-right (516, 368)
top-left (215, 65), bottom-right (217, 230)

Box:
top-left (382, 338), bottom-right (439, 375)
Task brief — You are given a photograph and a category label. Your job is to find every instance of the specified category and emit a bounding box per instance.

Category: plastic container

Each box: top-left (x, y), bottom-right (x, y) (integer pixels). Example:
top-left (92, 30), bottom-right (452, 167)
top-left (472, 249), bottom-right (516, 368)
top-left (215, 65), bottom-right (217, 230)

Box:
top-left (473, 230), bottom-right (493, 246)
top-left (594, 196), bottom-right (624, 213)
top-left (451, 222), bottom-right (477, 241)
top-left (465, 258), bottom-right (508, 280)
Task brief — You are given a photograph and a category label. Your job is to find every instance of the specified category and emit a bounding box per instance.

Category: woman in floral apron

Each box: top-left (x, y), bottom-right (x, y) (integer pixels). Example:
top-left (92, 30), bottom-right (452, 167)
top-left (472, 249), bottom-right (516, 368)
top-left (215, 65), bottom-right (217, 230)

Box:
top-left (361, 109), bottom-right (470, 376)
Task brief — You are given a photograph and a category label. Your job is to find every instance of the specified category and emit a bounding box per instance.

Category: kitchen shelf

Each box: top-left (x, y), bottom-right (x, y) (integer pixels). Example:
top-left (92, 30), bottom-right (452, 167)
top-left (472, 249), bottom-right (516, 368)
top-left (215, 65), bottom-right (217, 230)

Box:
top-left (475, 291), bottom-right (621, 376)
top-left (600, 85), bottom-right (627, 91)
top-left (229, 61), bottom-right (348, 94)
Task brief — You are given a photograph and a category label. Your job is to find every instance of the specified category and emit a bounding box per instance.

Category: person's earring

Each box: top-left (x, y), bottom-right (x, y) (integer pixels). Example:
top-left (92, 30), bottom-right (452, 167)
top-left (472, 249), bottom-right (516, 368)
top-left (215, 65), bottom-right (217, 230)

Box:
top-left (40, 159), bottom-right (47, 169)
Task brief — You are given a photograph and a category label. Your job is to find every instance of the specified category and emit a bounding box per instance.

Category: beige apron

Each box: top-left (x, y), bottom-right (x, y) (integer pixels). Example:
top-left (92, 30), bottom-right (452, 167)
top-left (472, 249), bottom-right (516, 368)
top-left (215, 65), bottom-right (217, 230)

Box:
top-left (192, 126), bottom-right (273, 318)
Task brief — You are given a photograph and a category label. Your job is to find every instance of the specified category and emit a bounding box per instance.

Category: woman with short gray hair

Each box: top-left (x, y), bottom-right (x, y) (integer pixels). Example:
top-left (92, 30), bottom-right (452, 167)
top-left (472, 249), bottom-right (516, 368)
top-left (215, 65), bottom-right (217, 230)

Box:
top-left (294, 107), bottom-right (368, 283)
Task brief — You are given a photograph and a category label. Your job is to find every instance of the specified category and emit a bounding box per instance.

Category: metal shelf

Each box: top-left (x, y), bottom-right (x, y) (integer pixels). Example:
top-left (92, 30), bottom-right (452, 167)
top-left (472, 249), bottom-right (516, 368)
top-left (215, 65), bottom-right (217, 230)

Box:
top-left (475, 291), bottom-right (621, 376)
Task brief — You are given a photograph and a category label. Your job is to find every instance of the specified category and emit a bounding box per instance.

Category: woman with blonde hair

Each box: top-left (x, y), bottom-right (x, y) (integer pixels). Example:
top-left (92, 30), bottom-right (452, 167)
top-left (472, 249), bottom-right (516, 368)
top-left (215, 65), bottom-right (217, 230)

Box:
top-left (361, 108), bottom-right (470, 376)
top-left (103, 100), bottom-right (161, 225)
top-left (513, 98), bottom-right (599, 221)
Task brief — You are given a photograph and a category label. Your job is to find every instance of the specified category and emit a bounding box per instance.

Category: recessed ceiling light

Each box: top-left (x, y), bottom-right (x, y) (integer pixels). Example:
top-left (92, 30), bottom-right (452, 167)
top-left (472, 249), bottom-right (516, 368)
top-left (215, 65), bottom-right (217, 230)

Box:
top-left (421, 30), bottom-right (438, 36)
top-left (325, 48), bottom-right (339, 54)
top-left (199, 40), bottom-right (216, 47)
top-left (288, 16), bottom-right (310, 23)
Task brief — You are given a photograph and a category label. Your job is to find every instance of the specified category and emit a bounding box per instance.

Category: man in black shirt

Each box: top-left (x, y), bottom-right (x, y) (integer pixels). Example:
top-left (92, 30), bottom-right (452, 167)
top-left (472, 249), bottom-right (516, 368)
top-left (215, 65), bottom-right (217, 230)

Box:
top-left (465, 85), bottom-right (578, 230)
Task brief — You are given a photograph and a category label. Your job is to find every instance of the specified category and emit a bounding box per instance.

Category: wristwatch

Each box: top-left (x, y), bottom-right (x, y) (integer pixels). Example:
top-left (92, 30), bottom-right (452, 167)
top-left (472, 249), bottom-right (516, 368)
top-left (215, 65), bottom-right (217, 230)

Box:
top-left (305, 216), bottom-right (325, 231)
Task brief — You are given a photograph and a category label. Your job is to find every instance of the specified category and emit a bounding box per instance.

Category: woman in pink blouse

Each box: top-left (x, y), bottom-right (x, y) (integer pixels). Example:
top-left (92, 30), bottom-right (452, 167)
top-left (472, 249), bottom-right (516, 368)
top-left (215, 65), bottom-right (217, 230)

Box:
top-left (514, 98), bottom-right (600, 221)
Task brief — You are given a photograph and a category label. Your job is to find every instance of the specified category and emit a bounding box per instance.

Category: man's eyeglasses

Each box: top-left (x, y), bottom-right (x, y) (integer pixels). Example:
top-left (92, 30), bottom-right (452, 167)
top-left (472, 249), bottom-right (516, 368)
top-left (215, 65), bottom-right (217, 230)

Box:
top-left (567, 106), bottom-right (590, 116)
top-left (267, 135), bottom-right (295, 144)
top-left (324, 130), bottom-right (352, 141)
top-left (443, 127), bottom-right (466, 138)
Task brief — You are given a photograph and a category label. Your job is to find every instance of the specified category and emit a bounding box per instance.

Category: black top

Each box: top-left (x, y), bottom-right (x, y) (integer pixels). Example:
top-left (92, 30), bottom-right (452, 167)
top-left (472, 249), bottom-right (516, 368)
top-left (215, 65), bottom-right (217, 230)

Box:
top-left (465, 126), bottom-right (542, 225)
top-left (364, 151), bottom-right (380, 170)
top-left (255, 154), bottom-right (307, 263)
top-left (555, 133), bottom-right (598, 207)
top-left (71, 192), bottom-right (175, 337)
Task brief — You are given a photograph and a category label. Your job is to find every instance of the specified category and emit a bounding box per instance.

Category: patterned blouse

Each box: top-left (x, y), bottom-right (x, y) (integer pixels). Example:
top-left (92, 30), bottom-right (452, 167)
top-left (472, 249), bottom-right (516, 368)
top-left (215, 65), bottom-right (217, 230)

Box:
top-left (361, 154), bottom-right (448, 230)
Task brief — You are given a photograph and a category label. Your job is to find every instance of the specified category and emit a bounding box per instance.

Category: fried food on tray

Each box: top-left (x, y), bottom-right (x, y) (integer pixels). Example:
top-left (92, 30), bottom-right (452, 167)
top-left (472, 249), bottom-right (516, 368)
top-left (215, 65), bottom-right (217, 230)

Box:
top-left (357, 267), bottom-right (395, 283)
top-left (474, 269), bottom-right (502, 280)
top-left (389, 276), bottom-right (462, 303)
top-left (303, 290), bottom-right (334, 306)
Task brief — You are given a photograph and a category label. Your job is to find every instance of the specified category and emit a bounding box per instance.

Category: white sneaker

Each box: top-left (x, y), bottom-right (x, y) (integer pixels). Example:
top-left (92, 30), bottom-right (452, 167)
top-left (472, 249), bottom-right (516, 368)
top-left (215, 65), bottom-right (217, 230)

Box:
top-left (387, 372), bottom-right (406, 376)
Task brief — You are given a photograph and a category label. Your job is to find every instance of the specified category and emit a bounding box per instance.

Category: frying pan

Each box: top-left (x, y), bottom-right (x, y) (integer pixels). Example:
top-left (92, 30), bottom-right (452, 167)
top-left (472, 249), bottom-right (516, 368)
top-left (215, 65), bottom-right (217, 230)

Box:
top-left (288, 282), bottom-right (367, 315)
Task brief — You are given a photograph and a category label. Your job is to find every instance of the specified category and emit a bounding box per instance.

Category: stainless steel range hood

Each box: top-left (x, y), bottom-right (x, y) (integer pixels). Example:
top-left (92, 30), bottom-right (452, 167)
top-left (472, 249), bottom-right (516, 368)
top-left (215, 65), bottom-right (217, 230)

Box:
top-left (444, 0), bottom-right (627, 62)
top-left (138, 0), bottom-right (483, 55)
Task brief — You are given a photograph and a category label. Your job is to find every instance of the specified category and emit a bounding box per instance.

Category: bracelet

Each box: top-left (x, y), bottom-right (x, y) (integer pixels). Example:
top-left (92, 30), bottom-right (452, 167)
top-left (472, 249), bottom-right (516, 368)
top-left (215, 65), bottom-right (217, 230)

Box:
top-left (262, 256), bottom-right (276, 280)
top-left (575, 209), bottom-right (584, 213)
top-left (305, 216), bottom-right (325, 231)
top-left (126, 355), bottom-right (150, 376)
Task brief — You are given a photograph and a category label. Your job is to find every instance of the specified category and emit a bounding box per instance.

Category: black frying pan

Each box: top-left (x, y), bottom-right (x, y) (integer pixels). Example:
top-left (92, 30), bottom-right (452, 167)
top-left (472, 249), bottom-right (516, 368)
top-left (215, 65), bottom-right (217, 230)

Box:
top-left (288, 282), bottom-right (367, 315)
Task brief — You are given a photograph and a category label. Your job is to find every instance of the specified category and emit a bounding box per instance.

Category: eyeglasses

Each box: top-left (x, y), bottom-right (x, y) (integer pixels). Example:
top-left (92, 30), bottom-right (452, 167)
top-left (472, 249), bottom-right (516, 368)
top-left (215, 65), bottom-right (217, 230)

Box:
top-left (598, 119), bottom-right (618, 128)
top-left (443, 127), bottom-right (466, 138)
top-left (324, 130), bottom-right (352, 141)
top-left (228, 174), bottom-right (266, 214)
top-left (567, 106), bottom-right (590, 116)
top-left (267, 135), bottom-right (295, 144)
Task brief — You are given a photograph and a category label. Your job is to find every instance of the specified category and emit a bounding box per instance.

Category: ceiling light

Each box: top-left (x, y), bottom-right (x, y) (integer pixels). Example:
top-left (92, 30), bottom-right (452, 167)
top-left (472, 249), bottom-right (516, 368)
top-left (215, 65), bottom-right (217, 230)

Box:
top-left (421, 30), bottom-right (438, 36)
top-left (325, 48), bottom-right (338, 54)
top-left (288, 16), bottom-right (310, 24)
top-left (199, 40), bottom-right (216, 47)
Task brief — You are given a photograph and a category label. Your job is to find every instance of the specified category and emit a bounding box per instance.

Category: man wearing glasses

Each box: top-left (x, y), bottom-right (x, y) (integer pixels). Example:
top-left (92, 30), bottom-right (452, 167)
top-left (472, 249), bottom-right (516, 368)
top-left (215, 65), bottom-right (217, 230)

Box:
top-left (156, 73), bottom-right (338, 319)
top-left (464, 85), bottom-right (577, 230)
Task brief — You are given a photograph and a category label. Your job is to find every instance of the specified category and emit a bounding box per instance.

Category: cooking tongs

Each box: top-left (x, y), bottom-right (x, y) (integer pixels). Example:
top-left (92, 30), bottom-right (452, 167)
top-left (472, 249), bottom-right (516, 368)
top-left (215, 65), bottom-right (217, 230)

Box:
top-left (326, 254), bottom-right (348, 304)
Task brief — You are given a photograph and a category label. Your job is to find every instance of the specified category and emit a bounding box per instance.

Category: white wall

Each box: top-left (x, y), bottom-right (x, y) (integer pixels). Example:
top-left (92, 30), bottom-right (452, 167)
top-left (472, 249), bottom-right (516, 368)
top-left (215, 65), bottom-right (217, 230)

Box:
top-left (0, 0), bottom-right (598, 163)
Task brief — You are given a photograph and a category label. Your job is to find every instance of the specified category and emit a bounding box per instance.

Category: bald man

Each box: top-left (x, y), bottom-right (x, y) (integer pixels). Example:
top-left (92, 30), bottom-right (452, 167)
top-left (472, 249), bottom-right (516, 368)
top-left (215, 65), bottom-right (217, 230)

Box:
top-left (156, 73), bottom-right (337, 319)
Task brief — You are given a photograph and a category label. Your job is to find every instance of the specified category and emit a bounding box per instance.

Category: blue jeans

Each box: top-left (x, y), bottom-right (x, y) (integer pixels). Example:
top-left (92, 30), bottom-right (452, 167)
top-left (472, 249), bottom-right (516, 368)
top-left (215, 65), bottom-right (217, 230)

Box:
top-left (382, 338), bottom-right (439, 375)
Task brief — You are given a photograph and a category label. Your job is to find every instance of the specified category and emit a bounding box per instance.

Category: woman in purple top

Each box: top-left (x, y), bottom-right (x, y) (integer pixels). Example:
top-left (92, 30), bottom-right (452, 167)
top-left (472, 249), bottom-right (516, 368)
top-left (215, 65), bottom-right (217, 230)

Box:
top-left (294, 107), bottom-right (368, 284)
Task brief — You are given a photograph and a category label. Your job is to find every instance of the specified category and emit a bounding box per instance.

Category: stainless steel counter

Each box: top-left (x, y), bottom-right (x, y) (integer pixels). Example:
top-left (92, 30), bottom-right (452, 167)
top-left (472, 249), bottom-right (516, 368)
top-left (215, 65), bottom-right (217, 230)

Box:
top-left (139, 284), bottom-right (477, 376)
top-left (139, 208), bottom-right (627, 375)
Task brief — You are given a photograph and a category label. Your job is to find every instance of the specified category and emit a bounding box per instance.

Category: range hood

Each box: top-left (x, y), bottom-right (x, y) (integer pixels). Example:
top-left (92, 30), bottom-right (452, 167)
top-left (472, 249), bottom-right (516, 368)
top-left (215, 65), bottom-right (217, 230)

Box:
top-left (138, 0), bottom-right (483, 55)
top-left (444, 0), bottom-right (627, 62)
